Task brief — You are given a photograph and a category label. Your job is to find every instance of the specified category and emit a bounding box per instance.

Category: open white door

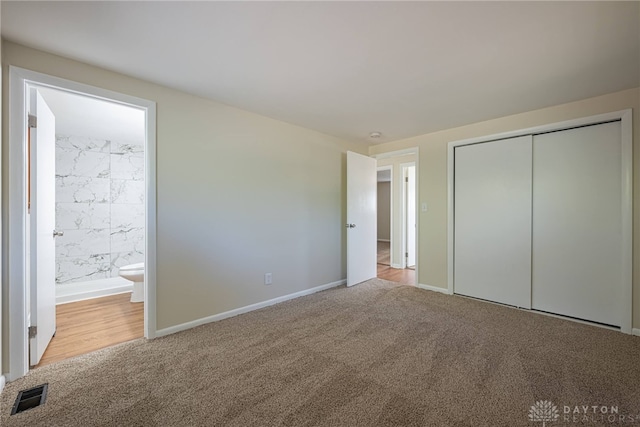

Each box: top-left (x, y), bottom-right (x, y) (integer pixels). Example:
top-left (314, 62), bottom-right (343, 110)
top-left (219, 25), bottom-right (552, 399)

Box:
top-left (346, 151), bottom-right (377, 286)
top-left (405, 165), bottom-right (416, 268)
top-left (29, 89), bottom-right (57, 366)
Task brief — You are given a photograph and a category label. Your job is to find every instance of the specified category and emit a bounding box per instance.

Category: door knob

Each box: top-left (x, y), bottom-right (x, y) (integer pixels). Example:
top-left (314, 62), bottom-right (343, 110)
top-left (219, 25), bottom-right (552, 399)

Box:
top-left (345, 223), bottom-right (356, 228)
top-left (53, 230), bottom-right (64, 237)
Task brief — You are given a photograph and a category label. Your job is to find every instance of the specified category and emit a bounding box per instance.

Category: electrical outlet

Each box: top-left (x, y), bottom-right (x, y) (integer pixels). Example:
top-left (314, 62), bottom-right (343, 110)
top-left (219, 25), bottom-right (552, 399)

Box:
top-left (264, 273), bottom-right (272, 285)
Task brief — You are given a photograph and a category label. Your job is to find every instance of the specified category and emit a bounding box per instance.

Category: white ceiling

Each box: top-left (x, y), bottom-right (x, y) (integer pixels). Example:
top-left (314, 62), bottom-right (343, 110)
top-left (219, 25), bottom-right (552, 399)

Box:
top-left (3, 1), bottom-right (639, 145)
top-left (37, 86), bottom-right (145, 143)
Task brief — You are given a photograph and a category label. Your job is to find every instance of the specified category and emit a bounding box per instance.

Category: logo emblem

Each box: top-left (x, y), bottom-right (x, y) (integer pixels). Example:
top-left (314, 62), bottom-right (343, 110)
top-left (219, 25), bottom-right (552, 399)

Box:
top-left (529, 400), bottom-right (560, 426)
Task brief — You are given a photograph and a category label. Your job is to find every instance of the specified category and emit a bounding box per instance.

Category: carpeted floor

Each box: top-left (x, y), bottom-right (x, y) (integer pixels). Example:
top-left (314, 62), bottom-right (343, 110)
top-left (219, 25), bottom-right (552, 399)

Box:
top-left (2, 279), bottom-right (640, 426)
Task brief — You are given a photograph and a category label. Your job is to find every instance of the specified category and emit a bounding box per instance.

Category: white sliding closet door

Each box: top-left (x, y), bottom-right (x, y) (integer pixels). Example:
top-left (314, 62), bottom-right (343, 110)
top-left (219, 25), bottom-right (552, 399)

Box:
top-left (532, 122), bottom-right (622, 327)
top-left (454, 136), bottom-right (532, 308)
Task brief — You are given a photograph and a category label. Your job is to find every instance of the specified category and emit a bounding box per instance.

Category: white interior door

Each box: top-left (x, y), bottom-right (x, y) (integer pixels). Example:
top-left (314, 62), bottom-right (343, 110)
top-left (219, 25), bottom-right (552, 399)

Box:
top-left (532, 122), bottom-right (622, 327)
top-left (29, 89), bottom-right (57, 366)
top-left (347, 151), bottom-right (377, 286)
top-left (454, 135), bottom-right (532, 308)
top-left (405, 165), bottom-right (416, 268)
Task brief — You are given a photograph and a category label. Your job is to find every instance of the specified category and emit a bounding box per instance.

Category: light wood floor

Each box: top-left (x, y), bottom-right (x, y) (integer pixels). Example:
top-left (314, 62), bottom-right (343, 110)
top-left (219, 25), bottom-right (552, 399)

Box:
top-left (377, 263), bottom-right (415, 285)
top-left (377, 240), bottom-right (415, 285)
top-left (36, 293), bottom-right (143, 368)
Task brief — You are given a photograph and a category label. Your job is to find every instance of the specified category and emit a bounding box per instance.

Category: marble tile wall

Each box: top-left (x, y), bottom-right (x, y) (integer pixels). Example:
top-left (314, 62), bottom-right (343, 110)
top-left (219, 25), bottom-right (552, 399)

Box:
top-left (55, 135), bottom-right (145, 284)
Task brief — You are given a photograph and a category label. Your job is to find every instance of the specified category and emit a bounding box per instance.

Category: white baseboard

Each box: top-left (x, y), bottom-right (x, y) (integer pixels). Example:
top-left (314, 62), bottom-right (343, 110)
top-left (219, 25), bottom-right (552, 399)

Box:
top-left (391, 263), bottom-right (403, 269)
top-left (418, 283), bottom-right (452, 295)
top-left (633, 328), bottom-right (640, 337)
top-left (156, 279), bottom-right (346, 338)
top-left (377, 239), bottom-right (390, 243)
top-left (0, 375), bottom-right (5, 394)
top-left (56, 277), bottom-right (133, 305)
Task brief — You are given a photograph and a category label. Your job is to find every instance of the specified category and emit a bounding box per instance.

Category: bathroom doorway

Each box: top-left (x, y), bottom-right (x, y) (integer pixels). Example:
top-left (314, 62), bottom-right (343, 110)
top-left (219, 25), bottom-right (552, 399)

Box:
top-left (8, 67), bottom-right (157, 380)
top-left (35, 87), bottom-right (146, 367)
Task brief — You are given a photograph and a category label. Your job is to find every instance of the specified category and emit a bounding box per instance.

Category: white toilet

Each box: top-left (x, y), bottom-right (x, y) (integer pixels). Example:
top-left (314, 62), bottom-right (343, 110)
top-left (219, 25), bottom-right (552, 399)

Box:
top-left (118, 262), bottom-right (144, 303)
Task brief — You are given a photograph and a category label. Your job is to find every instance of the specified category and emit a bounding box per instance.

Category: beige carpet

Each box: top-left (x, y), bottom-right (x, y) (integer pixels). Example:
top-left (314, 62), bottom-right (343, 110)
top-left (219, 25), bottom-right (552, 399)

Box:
top-left (2, 279), bottom-right (640, 426)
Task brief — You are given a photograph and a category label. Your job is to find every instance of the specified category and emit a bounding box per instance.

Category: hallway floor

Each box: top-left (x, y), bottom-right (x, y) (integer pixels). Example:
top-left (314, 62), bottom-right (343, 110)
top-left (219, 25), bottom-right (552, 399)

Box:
top-left (377, 264), bottom-right (415, 285)
top-left (376, 240), bottom-right (415, 285)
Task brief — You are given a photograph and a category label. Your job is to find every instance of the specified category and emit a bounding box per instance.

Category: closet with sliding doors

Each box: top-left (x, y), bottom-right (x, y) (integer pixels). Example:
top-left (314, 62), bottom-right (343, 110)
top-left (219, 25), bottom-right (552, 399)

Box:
top-left (450, 111), bottom-right (632, 333)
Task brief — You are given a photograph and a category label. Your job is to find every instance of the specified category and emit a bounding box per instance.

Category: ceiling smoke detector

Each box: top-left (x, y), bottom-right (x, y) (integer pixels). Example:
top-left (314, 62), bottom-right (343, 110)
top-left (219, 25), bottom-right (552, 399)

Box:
top-left (369, 131), bottom-right (382, 139)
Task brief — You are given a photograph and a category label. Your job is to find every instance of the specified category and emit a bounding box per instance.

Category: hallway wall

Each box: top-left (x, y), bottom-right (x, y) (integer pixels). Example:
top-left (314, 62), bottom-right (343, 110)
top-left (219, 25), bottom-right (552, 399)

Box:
top-left (376, 181), bottom-right (390, 241)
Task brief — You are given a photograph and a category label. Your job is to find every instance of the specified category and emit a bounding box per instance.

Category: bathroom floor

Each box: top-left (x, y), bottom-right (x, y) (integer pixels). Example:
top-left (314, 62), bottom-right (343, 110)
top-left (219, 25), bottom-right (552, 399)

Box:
top-left (36, 293), bottom-right (143, 367)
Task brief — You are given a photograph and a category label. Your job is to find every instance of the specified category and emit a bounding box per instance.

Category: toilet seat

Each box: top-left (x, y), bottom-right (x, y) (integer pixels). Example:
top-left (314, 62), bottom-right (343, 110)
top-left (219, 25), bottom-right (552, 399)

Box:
top-left (119, 262), bottom-right (144, 272)
top-left (119, 263), bottom-right (145, 303)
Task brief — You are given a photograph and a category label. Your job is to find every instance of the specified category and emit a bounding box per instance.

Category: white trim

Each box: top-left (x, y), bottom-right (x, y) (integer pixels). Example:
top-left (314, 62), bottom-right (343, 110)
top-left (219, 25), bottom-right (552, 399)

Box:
top-left (447, 109), bottom-right (633, 333)
top-left (619, 109), bottom-right (633, 334)
top-left (414, 148), bottom-right (419, 286)
top-left (448, 110), bottom-right (631, 148)
top-left (390, 263), bottom-right (403, 269)
top-left (376, 165), bottom-right (392, 175)
top-left (144, 96), bottom-right (158, 340)
top-left (0, 375), bottom-right (5, 394)
top-left (8, 66), bottom-right (29, 381)
top-left (399, 161), bottom-right (416, 270)
top-left (418, 283), bottom-right (451, 295)
top-left (388, 165), bottom-right (395, 268)
top-left (7, 66), bottom-right (158, 381)
top-left (373, 147), bottom-right (418, 160)
top-left (632, 329), bottom-right (640, 337)
top-left (55, 278), bottom-right (133, 305)
top-left (447, 141), bottom-right (455, 295)
top-left (156, 279), bottom-right (346, 338)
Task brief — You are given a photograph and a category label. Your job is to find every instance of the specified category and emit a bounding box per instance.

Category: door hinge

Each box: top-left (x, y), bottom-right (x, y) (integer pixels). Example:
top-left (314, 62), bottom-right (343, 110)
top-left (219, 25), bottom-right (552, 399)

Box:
top-left (405, 252), bottom-right (409, 258)
top-left (28, 326), bottom-right (37, 338)
top-left (405, 177), bottom-right (409, 182)
top-left (28, 114), bottom-right (37, 128)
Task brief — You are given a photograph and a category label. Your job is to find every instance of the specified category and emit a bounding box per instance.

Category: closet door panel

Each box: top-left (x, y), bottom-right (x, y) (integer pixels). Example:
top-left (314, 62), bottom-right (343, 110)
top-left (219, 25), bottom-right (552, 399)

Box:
top-left (454, 136), bottom-right (532, 308)
top-left (532, 122), bottom-right (622, 326)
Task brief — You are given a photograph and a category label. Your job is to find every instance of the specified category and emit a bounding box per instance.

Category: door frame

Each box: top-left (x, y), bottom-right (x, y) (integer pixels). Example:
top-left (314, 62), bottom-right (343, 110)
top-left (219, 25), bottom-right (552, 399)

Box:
top-left (447, 109), bottom-right (632, 334)
top-left (7, 66), bottom-right (158, 380)
top-left (400, 162), bottom-right (416, 269)
top-left (373, 147), bottom-right (420, 286)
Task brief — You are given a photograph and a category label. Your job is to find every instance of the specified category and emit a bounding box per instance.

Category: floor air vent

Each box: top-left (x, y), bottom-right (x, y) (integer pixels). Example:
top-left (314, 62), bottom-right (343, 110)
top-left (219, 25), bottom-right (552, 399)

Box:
top-left (11, 384), bottom-right (48, 415)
